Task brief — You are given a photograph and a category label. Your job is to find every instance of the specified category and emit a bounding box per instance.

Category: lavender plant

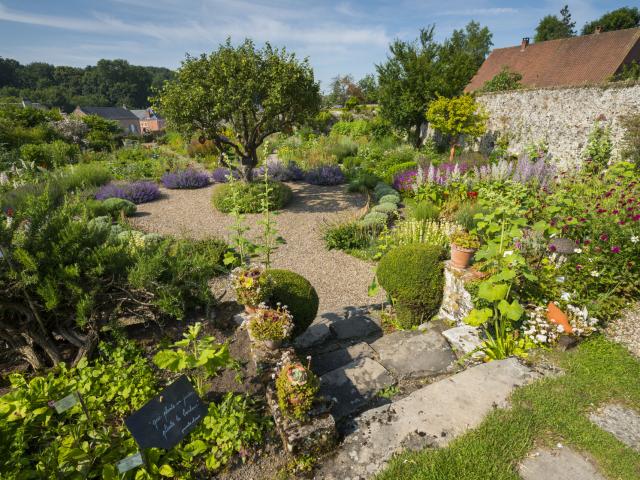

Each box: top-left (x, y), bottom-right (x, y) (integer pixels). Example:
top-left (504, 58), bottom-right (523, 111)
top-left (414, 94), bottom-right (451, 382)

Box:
top-left (304, 165), bottom-right (345, 186)
top-left (161, 168), bottom-right (210, 189)
top-left (95, 181), bottom-right (160, 204)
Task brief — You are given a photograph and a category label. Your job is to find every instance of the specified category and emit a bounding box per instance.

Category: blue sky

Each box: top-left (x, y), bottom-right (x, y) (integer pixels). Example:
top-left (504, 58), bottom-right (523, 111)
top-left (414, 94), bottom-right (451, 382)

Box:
top-left (0, 1), bottom-right (634, 89)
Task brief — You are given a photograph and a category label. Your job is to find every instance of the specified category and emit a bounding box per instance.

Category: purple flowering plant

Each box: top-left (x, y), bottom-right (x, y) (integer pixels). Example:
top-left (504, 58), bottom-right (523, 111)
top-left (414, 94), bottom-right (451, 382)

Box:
top-left (161, 169), bottom-right (210, 189)
top-left (304, 165), bottom-right (345, 186)
top-left (96, 181), bottom-right (160, 204)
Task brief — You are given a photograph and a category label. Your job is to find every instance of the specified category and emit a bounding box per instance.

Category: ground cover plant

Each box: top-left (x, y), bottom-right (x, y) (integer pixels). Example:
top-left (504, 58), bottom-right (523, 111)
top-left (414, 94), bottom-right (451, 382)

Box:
top-left (377, 337), bottom-right (640, 480)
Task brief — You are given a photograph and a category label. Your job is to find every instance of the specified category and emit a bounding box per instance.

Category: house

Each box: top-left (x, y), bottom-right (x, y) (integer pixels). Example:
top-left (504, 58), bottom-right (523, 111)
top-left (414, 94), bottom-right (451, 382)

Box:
top-left (73, 106), bottom-right (141, 134)
top-left (465, 27), bottom-right (640, 92)
top-left (130, 108), bottom-right (166, 133)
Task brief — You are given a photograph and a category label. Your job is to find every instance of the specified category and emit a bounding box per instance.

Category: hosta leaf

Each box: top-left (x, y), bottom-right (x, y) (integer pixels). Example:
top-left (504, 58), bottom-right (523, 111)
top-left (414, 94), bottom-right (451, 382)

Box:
top-left (497, 299), bottom-right (524, 321)
top-left (465, 308), bottom-right (493, 326)
top-left (477, 282), bottom-right (508, 302)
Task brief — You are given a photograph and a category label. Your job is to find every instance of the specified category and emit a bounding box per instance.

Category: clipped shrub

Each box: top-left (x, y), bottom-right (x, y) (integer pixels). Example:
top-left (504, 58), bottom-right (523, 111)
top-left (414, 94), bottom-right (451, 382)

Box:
top-left (266, 269), bottom-right (319, 337)
top-left (323, 221), bottom-right (373, 251)
top-left (372, 202), bottom-right (398, 214)
top-left (378, 193), bottom-right (401, 205)
top-left (304, 165), bottom-right (345, 186)
top-left (95, 181), bottom-right (160, 204)
top-left (161, 168), bottom-right (210, 189)
top-left (211, 180), bottom-right (292, 213)
top-left (376, 244), bottom-right (444, 328)
top-left (360, 211), bottom-right (388, 229)
top-left (87, 198), bottom-right (137, 218)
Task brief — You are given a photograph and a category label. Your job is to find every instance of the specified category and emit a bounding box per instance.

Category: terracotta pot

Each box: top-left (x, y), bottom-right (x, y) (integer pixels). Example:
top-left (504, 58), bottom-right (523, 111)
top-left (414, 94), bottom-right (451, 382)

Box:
top-left (244, 305), bottom-right (257, 314)
top-left (546, 302), bottom-right (573, 334)
top-left (450, 244), bottom-right (475, 269)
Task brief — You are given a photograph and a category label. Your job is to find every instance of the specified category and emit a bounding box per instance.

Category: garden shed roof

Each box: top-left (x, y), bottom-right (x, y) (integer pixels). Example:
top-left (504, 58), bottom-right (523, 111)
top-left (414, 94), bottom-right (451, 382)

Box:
top-left (465, 27), bottom-right (640, 92)
top-left (75, 106), bottom-right (139, 120)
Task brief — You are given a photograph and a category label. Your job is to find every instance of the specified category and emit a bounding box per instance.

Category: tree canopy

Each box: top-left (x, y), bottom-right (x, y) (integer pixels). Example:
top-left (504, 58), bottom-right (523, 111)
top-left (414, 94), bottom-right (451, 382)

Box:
top-left (156, 39), bottom-right (321, 181)
top-left (534, 5), bottom-right (576, 42)
top-left (481, 67), bottom-right (523, 92)
top-left (0, 58), bottom-right (173, 111)
top-left (582, 7), bottom-right (640, 35)
top-left (376, 22), bottom-right (492, 147)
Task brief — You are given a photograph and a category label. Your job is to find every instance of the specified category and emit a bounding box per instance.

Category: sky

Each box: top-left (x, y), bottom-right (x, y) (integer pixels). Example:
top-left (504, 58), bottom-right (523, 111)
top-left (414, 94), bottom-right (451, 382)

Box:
top-left (0, 0), bottom-right (635, 90)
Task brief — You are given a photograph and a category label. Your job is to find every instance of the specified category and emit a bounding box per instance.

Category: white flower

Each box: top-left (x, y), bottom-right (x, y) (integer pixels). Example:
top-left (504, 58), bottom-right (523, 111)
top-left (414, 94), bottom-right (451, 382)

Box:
top-left (503, 250), bottom-right (514, 257)
top-left (535, 334), bottom-right (548, 343)
top-left (556, 276), bottom-right (565, 284)
top-left (590, 270), bottom-right (600, 277)
top-left (560, 292), bottom-right (571, 301)
top-left (631, 236), bottom-right (639, 244)
top-left (557, 324), bottom-right (565, 333)
top-left (573, 248), bottom-right (582, 254)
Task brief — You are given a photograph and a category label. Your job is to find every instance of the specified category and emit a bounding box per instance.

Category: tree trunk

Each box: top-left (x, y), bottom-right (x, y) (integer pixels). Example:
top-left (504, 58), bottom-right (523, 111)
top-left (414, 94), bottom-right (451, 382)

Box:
top-left (449, 144), bottom-right (457, 162)
top-left (238, 151), bottom-right (258, 182)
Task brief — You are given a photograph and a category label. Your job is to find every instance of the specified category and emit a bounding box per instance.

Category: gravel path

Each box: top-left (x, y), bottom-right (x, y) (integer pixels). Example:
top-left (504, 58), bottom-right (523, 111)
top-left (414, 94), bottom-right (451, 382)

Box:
top-left (605, 304), bottom-right (640, 358)
top-left (130, 182), bottom-right (384, 317)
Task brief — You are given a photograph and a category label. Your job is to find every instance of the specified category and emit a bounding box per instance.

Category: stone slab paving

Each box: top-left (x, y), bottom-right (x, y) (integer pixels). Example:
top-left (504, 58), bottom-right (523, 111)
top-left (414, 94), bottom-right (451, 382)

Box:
top-left (294, 320), bottom-right (333, 349)
top-left (370, 329), bottom-right (456, 379)
top-left (519, 447), bottom-right (605, 480)
top-left (330, 315), bottom-right (382, 341)
top-left (319, 357), bottom-right (395, 421)
top-left (442, 325), bottom-right (484, 359)
top-left (312, 342), bottom-right (376, 377)
top-left (317, 358), bottom-right (538, 479)
top-left (589, 403), bottom-right (640, 451)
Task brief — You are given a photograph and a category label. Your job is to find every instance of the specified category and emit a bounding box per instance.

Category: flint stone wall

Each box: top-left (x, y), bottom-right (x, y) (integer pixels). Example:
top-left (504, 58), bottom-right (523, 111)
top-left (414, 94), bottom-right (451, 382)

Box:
top-left (475, 83), bottom-right (640, 167)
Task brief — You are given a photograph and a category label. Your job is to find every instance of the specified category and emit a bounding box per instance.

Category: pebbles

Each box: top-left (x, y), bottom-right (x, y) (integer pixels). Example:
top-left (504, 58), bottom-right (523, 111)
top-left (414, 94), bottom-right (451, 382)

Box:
top-left (605, 304), bottom-right (640, 358)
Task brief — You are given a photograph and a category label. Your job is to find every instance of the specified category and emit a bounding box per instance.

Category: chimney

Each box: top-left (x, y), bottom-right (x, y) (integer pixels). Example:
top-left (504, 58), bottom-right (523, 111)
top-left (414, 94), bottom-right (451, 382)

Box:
top-left (521, 37), bottom-right (530, 51)
top-left (595, 25), bottom-right (602, 34)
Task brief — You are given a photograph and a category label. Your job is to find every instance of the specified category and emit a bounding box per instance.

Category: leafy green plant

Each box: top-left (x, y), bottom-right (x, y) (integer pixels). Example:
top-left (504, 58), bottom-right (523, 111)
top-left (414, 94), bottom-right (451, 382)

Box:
top-left (231, 264), bottom-right (273, 307)
top-left (256, 166), bottom-right (285, 268)
top-left (480, 67), bottom-right (522, 92)
top-left (450, 230), bottom-right (480, 249)
top-left (584, 122), bottom-right (613, 173)
top-left (212, 179), bottom-right (292, 213)
top-left (376, 244), bottom-right (445, 328)
top-left (247, 305), bottom-right (294, 341)
top-left (276, 362), bottom-right (320, 421)
top-left (153, 322), bottom-right (233, 396)
top-left (323, 220), bottom-right (374, 251)
top-left (267, 269), bottom-right (319, 336)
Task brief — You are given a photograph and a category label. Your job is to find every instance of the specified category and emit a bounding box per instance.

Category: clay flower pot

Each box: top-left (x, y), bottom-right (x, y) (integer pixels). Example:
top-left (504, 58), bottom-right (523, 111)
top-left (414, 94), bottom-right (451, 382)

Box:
top-left (450, 244), bottom-right (475, 269)
top-left (546, 302), bottom-right (573, 334)
top-left (245, 305), bottom-right (257, 314)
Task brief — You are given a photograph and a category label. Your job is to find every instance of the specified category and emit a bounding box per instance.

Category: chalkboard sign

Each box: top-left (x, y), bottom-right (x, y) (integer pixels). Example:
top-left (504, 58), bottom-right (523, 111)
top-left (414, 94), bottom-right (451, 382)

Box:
top-left (125, 375), bottom-right (207, 450)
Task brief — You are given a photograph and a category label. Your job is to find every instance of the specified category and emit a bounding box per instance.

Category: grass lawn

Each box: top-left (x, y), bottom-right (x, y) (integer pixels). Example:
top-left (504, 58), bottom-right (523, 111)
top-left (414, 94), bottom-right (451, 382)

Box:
top-left (376, 336), bottom-right (640, 480)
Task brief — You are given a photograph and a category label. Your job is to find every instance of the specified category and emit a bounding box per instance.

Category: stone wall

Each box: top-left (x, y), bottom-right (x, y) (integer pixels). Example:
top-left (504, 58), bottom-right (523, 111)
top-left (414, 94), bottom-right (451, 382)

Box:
top-left (475, 83), bottom-right (640, 167)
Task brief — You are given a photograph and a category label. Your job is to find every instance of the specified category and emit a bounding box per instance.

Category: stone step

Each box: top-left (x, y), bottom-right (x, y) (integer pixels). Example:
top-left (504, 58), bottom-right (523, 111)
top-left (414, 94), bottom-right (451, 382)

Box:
top-left (329, 315), bottom-right (382, 341)
top-left (519, 447), bottom-right (606, 480)
top-left (589, 403), bottom-right (640, 451)
top-left (319, 357), bottom-right (395, 421)
top-left (369, 329), bottom-right (456, 379)
top-left (311, 342), bottom-right (376, 377)
top-left (317, 358), bottom-right (539, 479)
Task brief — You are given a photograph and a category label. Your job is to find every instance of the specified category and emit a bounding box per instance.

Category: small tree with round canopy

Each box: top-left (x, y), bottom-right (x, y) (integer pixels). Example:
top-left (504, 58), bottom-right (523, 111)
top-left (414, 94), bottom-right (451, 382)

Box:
top-left (426, 94), bottom-right (488, 162)
top-left (155, 39), bottom-right (321, 181)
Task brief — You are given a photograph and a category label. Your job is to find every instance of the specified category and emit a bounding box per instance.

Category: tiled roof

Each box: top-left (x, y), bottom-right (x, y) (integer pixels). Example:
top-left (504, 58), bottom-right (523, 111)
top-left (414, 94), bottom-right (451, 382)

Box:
top-left (465, 28), bottom-right (640, 92)
top-left (76, 106), bottom-right (139, 120)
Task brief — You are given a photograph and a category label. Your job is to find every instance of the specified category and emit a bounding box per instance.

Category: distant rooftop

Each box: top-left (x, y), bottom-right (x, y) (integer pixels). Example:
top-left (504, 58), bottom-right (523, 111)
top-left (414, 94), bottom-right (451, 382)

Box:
top-left (75, 106), bottom-right (139, 120)
top-left (466, 27), bottom-right (640, 92)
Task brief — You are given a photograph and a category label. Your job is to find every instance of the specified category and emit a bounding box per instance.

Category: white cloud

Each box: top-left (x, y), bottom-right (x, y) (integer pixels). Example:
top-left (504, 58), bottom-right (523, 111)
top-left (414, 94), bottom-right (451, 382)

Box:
top-left (437, 7), bottom-right (518, 16)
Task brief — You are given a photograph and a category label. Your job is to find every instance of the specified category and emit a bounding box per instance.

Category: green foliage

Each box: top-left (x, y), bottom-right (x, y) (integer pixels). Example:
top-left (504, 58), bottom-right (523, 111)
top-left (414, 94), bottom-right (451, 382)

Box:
top-left (323, 220), bottom-right (374, 251)
top-left (426, 95), bottom-right (487, 158)
top-left (331, 119), bottom-right (371, 137)
top-left (408, 199), bottom-right (440, 221)
top-left (583, 122), bottom-right (613, 173)
top-left (611, 60), bottom-right (640, 82)
top-left (621, 114), bottom-right (640, 168)
top-left (155, 39), bottom-right (321, 180)
top-left (376, 244), bottom-right (445, 328)
top-left (361, 211), bottom-right (389, 229)
top-left (276, 363), bottom-right (320, 421)
top-left (480, 67), bottom-right (523, 92)
top-left (534, 5), bottom-right (576, 42)
top-left (153, 322), bottom-right (233, 396)
top-left (106, 146), bottom-right (187, 181)
top-left (450, 230), bottom-right (480, 249)
top-left (378, 194), bottom-right (401, 205)
top-left (376, 22), bottom-right (492, 146)
top-left (212, 180), bottom-right (292, 213)
top-left (128, 237), bottom-right (228, 319)
top-left (86, 197), bottom-right (137, 219)
top-left (384, 160), bottom-right (417, 183)
top-left (267, 269), bottom-right (319, 337)
top-left (80, 114), bottom-right (122, 151)
top-left (372, 202), bottom-right (399, 214)
top-left (453, 201), bottom-right (484, 231)
top-left (18, 140), bottom-right (80, 169)
top-left (375, 219), bottom-right (452, 260)
top-left (582, 6), bottom-right (640, 35)
top-left (247, 305), bottom-right (293, 341)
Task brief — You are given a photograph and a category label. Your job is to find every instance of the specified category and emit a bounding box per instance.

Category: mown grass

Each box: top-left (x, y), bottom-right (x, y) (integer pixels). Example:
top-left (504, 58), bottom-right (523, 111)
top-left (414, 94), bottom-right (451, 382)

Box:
top-left (376, 336), bottom-right (640, 480)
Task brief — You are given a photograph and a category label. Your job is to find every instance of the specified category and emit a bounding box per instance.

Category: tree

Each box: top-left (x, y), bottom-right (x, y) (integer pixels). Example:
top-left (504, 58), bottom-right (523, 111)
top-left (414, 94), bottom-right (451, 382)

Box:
top-left (534, 5), bottom-right (576, 42)
top-left (156, 39), bottom-right (321, 181)
top-left (481, 67), bottom-right (523, 92)
top-left (357, 74), bottom-right (379, 103)
top-left (376, 23), bottom-right (492, 147)
top-left (582, 7), bottom-right (640, 35)
top-left (426, 95), bottom-right (488, 161)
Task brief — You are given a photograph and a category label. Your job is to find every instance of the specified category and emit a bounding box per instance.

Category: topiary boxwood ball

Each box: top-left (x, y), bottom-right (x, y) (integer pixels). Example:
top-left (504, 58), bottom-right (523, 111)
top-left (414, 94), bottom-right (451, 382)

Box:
top-left (267, 269), bottom-right (319, 336)
top-left (376, 244), bottom-right (444, 328)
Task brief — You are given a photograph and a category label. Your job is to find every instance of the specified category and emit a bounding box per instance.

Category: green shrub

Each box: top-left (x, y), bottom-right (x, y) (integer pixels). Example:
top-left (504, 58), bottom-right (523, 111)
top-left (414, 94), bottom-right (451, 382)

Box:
top-left (408, 200), bottom-right (440, 221)
top-left (87, 197), bottom-right (137, 218)
top-left (323, 221), bottom-right (373, 251)
top-left (453, 201), bottom-right (485, 231)
top-left (19, 140), bottom-right (80, 169)
top-left (376, 244), bottom-right (444, 328)
top-left (372, 202), bottom-right (398, 214)
top-left (212, 180), bottom-right (292, 213)
top-left (266, 269), bottom-right (319, 336)
top-left (384, 161), bottom-right (417, 183)
top-left (347, 172), bottom-right (380, 193)
top-left (360, 211), bottom-right (388, 229)
top-left (378, 194), bottom-right (401, 205)
top-left (331, 119), bottom-right (371, 137)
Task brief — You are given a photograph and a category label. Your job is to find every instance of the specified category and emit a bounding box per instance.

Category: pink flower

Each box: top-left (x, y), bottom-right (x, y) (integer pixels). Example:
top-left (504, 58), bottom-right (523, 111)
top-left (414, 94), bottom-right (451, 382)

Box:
top-left (576, 264), bottom-right (583, 271)
top-left (599, 233), bottom-right (609, 242)
top-left (633, 215), bottom-right (640, 222)
top-left (549, 244), bottom-right (557, 252)
top-left (611, 246), bottom-right (621, 254)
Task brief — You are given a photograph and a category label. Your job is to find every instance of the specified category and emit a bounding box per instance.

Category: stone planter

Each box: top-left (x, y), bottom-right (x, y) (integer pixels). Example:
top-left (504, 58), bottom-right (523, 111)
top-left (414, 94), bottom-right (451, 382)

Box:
top-left (450, 244), bottom-right (475, 269)
top-left (262, 339), bottom-right (282, 350)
